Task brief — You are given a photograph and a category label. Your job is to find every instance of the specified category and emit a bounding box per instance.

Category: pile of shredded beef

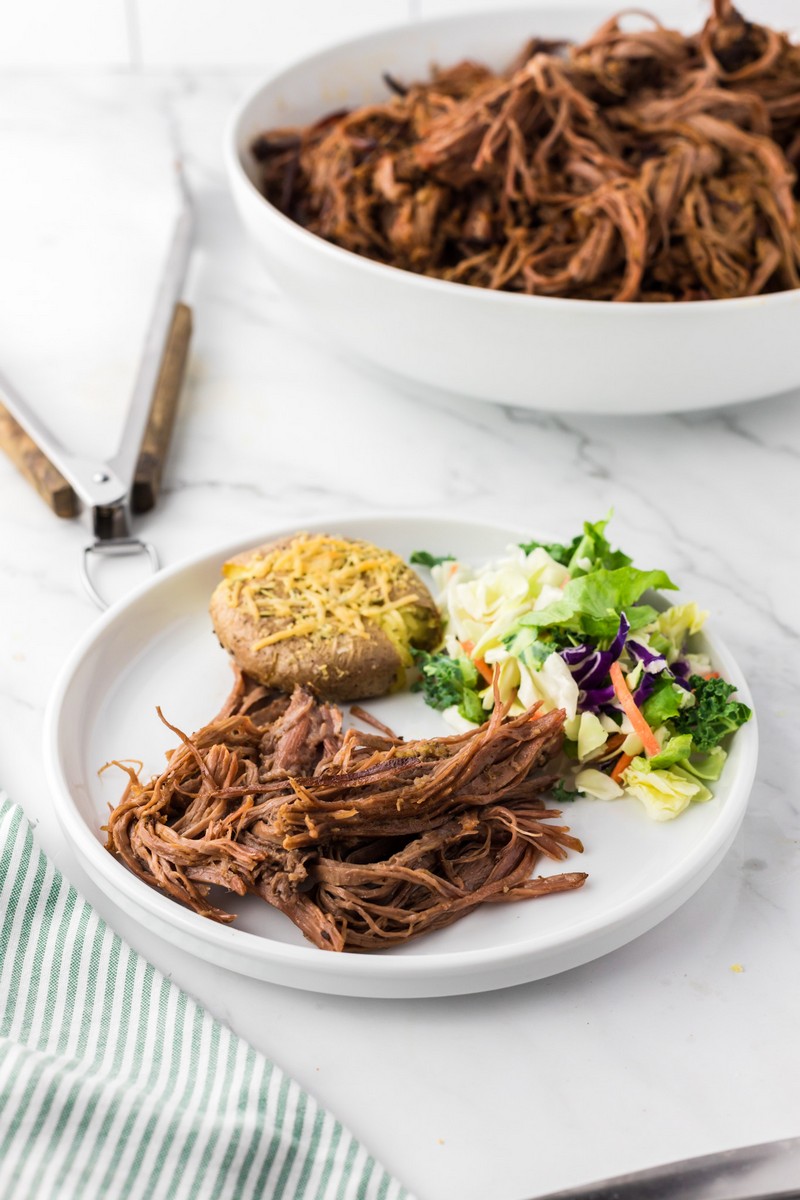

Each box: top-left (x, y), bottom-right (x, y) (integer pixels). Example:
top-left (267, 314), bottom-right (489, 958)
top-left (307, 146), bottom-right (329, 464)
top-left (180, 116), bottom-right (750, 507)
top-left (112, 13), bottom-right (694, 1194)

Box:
top-left (251, 0), bottom-right (800, 301)
top-left (104, 671), bottom-right (585, 952)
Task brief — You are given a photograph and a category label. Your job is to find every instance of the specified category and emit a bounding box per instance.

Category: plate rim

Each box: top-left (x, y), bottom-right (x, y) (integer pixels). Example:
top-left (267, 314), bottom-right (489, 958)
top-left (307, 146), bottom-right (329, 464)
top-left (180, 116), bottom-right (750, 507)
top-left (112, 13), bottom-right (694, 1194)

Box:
top-left (43, 511), bottom-right (759, 987)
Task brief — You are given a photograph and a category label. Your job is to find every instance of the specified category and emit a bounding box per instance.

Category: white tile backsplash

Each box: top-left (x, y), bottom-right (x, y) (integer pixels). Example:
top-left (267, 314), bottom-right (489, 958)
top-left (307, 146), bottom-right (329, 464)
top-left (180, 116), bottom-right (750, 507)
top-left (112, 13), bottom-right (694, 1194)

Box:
top-left (0, 0), bottom-right (129, 68)
top-left (136, 0), bottom-right (410, 69)
top-left (417, 0), bottom-right (600, 12)
top-left (0, 0), bottom-right (797, 69)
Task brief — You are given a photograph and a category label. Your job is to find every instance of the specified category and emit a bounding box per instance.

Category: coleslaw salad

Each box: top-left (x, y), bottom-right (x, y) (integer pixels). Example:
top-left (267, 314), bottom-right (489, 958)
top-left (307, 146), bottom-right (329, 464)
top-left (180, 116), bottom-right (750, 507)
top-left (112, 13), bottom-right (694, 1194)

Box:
top-left (411, 517), bottom-right (751, 821)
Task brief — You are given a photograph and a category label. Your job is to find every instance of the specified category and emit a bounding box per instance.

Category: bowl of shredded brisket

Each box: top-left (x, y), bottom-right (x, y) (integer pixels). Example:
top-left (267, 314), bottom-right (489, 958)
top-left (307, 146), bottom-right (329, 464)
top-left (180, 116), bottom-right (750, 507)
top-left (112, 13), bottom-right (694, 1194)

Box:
top-left (226, 0), bottom-right (800, 412)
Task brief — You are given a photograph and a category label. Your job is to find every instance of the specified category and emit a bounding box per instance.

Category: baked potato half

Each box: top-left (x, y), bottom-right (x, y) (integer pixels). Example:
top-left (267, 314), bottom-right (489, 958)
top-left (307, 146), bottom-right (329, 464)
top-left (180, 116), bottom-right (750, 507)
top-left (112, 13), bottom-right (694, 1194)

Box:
top-left (210, 532), bottom-right (441, 700)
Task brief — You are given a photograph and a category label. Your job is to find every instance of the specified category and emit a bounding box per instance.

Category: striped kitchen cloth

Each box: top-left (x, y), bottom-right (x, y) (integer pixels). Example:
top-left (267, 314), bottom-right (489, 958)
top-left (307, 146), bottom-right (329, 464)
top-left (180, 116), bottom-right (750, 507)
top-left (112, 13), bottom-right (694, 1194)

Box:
top-left (0, 795), bottom-right (412, 1200)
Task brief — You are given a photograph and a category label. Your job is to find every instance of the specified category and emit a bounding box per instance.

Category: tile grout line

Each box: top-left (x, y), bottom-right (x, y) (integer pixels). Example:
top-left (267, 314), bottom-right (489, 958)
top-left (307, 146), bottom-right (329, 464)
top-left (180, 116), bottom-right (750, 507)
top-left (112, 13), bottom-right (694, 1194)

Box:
top-left (124, 0), bottom-right (143, 71)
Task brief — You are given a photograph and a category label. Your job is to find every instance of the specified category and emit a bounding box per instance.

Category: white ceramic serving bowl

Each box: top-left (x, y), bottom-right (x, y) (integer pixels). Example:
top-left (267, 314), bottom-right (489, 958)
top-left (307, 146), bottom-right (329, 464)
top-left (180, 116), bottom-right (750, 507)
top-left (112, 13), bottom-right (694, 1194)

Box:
top-left (225, 1), bottom-right (800, 415)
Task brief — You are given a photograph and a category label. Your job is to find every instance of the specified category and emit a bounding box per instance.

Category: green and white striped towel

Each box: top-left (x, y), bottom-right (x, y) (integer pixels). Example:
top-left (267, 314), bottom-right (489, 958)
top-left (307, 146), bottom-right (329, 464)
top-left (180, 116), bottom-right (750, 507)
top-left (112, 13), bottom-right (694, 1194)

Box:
top-left (0, 795), bottom-right (412, 1200)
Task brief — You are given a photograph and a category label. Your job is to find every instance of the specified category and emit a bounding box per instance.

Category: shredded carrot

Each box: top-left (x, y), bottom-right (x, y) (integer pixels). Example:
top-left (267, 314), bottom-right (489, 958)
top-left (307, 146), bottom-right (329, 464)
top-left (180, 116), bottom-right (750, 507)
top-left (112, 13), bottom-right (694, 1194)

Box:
top-left (459, 640), bottom-right (494, 686)
top-left (609, 662), bottom-right (661, 757)
top-left (703, 671), bottom-right (720, 680)
top-left (475, 659), bottom-right (494, 685)
top-left (610, 752), bottom-right (635, 783)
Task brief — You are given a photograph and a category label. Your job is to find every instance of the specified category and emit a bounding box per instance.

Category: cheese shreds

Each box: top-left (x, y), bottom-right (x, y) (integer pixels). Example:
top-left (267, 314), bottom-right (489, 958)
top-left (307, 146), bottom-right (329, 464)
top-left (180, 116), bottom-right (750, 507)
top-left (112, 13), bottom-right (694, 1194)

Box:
top-left (251, 620), bottom-right (319, 651)
top-left (221, 533), bottom-right (436, 661)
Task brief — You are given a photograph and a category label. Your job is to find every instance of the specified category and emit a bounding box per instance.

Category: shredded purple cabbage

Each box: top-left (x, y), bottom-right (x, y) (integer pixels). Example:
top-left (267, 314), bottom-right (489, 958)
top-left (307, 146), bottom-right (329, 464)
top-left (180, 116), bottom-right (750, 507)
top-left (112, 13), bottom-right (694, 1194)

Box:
top-left (633, 674), bottom-right (657, 707)
top-left (579, 684), bottom-right (617, 712)
top-left (628, 640), bottom-right (668, 674)
top-left (560, 613), bottom-right (630, 692)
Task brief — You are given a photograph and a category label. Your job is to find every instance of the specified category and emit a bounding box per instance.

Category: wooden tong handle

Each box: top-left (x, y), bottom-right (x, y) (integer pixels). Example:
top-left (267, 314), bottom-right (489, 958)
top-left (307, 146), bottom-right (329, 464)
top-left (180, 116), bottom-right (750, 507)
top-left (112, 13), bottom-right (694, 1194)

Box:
top-left (132, 301), bottom-right (192, 513)
top-left (0, 302), bottom-right (192, 518)
top-left (0, 403), bottom-right (77, 516)
top-left (0, 406), bottom-right (78, 517)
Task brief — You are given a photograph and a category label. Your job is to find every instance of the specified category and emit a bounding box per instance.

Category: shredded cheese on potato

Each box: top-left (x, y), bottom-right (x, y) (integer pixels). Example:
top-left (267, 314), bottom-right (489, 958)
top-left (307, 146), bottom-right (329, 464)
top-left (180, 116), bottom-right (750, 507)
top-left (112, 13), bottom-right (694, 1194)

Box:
top-left (221, 533), bottom-right (435, 662)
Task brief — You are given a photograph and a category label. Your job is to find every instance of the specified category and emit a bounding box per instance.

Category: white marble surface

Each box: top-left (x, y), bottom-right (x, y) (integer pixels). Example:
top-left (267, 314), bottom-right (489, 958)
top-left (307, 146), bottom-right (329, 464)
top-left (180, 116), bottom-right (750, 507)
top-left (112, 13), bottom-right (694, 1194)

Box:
top-left (1, 72), bottom-right (799, 1200)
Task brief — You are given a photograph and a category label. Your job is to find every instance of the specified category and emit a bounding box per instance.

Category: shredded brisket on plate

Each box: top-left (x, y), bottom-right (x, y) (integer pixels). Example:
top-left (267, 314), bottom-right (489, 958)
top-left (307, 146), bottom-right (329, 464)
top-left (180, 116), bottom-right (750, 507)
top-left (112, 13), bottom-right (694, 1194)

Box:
top-left (251, 0), bottom-right (800, 301)
top-left (104, 671), bottom-right (586, 952)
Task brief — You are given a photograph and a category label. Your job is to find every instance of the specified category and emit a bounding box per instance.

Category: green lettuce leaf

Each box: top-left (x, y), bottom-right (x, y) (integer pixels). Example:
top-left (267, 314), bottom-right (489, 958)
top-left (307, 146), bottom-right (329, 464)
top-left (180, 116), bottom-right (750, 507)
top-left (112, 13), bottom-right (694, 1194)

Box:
top-left (519, 514), bottom-right (633, 577)
top-left (517, 567), bottom-right (677, 641)
top-left (642, 678), bottom-right (688, 726)
top-left (649, 734), bottom-right (693, 770)
top-left (682, 746), bottom-right (727, 781)
top-left (409, 550), bottom-right (455, 568)
top-left (518, 537), bottom-right (574, 566)
top-left (565, 515), bottom-right (633, 578)
top-left (502, 626), bottom-right (557, 666)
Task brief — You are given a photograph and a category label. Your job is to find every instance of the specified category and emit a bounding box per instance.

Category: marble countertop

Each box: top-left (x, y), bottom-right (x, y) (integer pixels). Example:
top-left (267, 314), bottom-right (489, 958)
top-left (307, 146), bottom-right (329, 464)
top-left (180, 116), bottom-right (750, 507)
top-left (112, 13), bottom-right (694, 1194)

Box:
top-left (1, 72), bottom-right (799, 1200)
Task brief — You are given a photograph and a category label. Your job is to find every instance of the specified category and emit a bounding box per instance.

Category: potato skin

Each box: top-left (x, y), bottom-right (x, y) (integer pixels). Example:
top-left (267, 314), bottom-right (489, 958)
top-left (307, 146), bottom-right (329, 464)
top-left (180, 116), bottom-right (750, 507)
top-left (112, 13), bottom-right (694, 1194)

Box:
top-left (209, 535), bottom-right (441, 701)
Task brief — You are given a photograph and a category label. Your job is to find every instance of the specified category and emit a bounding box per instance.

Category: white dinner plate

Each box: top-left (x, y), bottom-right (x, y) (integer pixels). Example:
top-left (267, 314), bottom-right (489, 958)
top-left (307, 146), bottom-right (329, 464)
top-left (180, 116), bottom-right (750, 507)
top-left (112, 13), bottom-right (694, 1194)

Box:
top-left (44, 515), bottom-right (758, 998)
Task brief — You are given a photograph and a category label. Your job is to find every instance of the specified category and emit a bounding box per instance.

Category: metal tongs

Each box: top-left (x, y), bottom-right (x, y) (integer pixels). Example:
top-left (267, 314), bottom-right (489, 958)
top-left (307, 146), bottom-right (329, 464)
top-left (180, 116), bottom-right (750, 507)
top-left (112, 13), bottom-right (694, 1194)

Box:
top-left (0, 167), bottom-right (194, 609)
top-left (529, 1135), bottom-right (800, 1200)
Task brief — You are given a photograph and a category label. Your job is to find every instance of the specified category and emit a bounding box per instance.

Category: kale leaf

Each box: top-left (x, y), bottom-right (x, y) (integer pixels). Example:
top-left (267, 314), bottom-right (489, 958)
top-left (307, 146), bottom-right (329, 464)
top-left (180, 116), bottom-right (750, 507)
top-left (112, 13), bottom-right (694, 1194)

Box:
top-left (412, 651), bottom-right (485, 724)
top-left (672, 675), bottom-right (752, 752)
